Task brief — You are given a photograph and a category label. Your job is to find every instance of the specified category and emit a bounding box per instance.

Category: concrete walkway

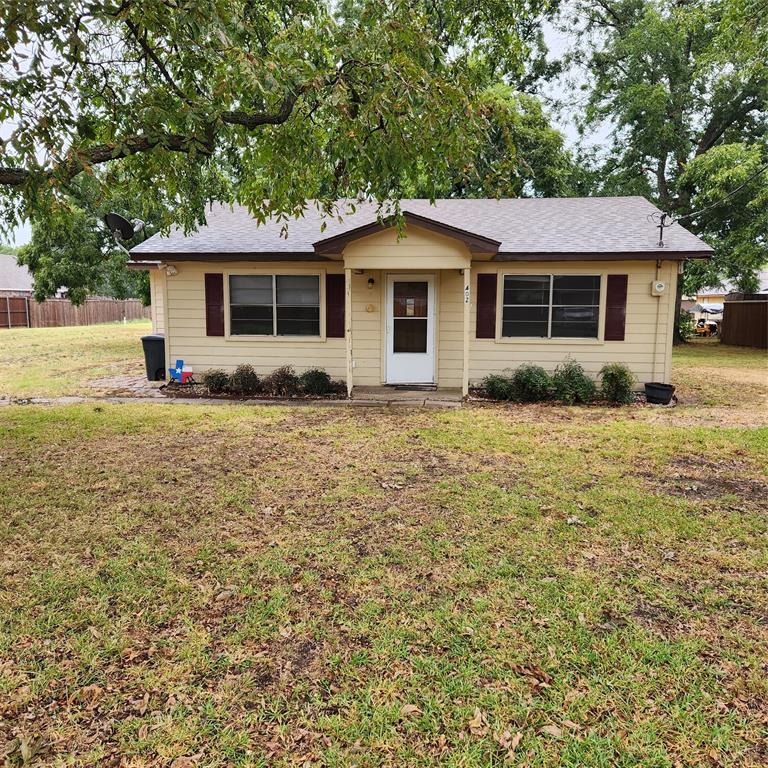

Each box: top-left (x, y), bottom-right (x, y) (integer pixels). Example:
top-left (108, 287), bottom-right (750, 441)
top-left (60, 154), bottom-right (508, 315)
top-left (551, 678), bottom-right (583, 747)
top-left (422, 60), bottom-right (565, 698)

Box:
top-left (1, 391), bottom-right (463, 409)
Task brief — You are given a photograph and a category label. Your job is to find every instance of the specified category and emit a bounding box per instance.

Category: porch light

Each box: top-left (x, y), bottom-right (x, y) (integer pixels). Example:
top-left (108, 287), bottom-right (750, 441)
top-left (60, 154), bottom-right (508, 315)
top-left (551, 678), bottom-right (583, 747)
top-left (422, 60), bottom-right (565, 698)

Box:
top-left (367, 277), bottom-right (375, 290)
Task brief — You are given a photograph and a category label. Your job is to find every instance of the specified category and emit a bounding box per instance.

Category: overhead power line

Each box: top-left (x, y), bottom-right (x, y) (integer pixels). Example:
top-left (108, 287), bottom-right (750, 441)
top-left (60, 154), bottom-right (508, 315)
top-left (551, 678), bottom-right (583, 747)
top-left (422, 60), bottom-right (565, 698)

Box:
top-left (647, 161), bottom-right (768, 247)
top-left (674, 162), bottom-right (768, 223)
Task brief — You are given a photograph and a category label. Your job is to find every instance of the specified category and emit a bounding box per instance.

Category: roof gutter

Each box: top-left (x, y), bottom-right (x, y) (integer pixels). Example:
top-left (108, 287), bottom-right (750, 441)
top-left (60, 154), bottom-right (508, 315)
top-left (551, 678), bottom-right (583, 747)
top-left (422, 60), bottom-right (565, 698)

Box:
top-left (492, 250), bottom-right (713, 261)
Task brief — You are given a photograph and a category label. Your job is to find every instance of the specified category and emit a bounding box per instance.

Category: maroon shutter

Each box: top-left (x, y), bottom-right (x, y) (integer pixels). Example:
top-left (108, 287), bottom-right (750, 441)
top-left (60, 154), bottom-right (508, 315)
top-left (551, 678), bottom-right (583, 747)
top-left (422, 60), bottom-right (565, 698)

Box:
top-left (476, 273), bottom-right (497, 339)
top-left (325, 273), bottom-right (345, 338)
top-left (605, 274), bottom-right (628, 341)
top-left (204, 273), bottom-right (225, 337)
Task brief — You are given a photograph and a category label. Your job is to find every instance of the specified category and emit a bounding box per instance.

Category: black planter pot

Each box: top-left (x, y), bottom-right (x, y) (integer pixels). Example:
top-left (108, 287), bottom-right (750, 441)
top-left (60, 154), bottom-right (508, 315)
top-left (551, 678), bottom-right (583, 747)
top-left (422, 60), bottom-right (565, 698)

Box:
top-left (645, 382), bottom-right (676, 405)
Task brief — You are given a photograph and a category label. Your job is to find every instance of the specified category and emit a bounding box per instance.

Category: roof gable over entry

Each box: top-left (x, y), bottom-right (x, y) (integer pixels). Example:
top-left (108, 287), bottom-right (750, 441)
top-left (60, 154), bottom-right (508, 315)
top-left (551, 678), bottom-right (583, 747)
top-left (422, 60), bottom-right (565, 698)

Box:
top-left (340, 221), bottom-right (475, 270)
top-left (313, 211), bottom-right (501, 256)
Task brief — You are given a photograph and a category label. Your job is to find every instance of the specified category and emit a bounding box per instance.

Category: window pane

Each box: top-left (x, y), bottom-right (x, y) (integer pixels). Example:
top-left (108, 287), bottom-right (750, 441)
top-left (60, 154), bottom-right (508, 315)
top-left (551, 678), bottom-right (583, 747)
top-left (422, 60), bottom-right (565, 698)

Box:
top-left (502, 305), bottom-right (548, 337)
top-left (553, 275), bottom-right (600, 306)
top-left (276, 275), bottom-right (319, 306)
top-left (231, 303), bottom-right (273, 335)
top-left (503, 275), bottom-right (549, 305)
top-left (502, 306), bottom-right (549, 323)
top-left (393, 318), bottom-right (428, 352)
top-left (231, 318), bottom-right (274, 335)
top-left (551, 306), bottom-right (599, 338)
top-left (393, 281), bottom-right (428, 318)
top-left (230, 275), bottom-right (272, 305)
top-left (276, 305), bottom-right (320, 336)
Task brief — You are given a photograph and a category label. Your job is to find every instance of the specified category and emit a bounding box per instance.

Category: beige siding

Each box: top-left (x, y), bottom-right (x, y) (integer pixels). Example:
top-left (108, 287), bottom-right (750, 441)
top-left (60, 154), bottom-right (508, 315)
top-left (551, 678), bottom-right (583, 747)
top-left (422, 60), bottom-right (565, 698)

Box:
top-left (438, 269), bottom-right (464, 388)
top-left (148, 269), bottom-right (166, 335)
top-left (342, 226), bottom-right (470, 387)
top-left (349, 269), bottom-right (383, 385)
top-left (469, 261), bottom-right (678, 387)
top-left (343, 224), bottom-right (471, 270)
top-left (161, 246), bottom-right (677, 389)
top-left (164, 261), bottom-right (346, 377)
top-left (347, 268), bottom-right (467, 387)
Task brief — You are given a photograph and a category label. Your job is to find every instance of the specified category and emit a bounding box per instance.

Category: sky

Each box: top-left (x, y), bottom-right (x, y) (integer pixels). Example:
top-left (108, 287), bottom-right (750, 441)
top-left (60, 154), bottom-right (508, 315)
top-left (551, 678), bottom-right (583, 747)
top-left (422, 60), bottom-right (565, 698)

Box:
top-left (3, 18), bottom-right (605, 249)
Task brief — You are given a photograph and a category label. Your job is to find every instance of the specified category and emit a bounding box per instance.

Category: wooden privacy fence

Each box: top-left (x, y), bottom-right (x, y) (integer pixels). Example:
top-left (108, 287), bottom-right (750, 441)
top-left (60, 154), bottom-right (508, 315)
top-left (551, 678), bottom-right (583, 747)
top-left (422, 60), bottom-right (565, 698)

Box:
top-left (720, 296), bottom-right (768, 349)
top-left (0, 296), bottom-right (150, 329)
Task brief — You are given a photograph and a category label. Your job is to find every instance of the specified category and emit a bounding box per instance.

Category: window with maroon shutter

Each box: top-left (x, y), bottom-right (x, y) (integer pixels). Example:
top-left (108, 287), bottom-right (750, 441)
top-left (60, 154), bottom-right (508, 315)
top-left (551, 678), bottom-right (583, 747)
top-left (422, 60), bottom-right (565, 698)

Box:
top-left (476, 273), bottom-right (497, 338)
top-left (325, 273), bottom-right (345, 338)
top-left (500, 274), bottom-right (601, 338)
top-left (204, 273), bottom-right (225, 336)
top-left (604, 274), bottom-right (628, 341)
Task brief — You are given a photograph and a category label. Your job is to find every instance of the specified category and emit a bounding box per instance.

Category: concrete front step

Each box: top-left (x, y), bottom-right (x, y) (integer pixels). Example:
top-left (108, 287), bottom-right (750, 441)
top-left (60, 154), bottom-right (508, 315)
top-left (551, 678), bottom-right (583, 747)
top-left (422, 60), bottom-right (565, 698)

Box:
top-left (351, 386), bottom-right (463, 404)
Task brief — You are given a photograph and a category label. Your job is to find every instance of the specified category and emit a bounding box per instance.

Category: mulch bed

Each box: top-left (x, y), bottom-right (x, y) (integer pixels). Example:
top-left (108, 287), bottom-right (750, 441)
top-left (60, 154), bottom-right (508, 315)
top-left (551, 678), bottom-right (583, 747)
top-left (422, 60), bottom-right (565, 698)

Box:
top-left (161, 381), bottom-right (347, 401)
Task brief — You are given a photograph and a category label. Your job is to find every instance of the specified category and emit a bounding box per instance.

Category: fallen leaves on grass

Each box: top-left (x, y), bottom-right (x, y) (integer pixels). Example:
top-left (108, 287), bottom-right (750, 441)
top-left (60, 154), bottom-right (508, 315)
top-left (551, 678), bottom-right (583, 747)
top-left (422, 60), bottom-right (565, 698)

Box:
top-left (468, 707), bottom-right (489, 736)
top-left (495, 728), bottom-right (523, 756)
top-left (399, 704), bottom-right (421, 718)
top-left (511, 663), bottom-right (553, 690)
top-left (77, 684), bottom-right (104, 709)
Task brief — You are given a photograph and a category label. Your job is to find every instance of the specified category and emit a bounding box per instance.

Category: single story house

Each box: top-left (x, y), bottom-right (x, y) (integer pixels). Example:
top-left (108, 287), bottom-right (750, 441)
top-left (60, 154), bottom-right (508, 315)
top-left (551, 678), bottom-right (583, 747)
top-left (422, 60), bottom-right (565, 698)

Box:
top-left (0, 252), bottom-right (35, 297)
top-left (683, 268), bottom-right (768, 323)
top-left (129, 197), bottom-right (712, 395)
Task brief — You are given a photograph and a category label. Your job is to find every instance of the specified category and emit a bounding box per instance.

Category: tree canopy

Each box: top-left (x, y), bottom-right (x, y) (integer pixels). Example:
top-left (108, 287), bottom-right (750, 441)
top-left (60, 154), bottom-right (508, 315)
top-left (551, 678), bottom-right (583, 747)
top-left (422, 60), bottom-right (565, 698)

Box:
top-left (0, 0), bottom-right (551, 232)
top-left (563, 0), bottom-right (767, 304)
top-left (1, 0), bottom-right (565, 300)
top-left (16, 174), bottom-right (153, 304)
top-left (2, 0), bottom-right (764, 313)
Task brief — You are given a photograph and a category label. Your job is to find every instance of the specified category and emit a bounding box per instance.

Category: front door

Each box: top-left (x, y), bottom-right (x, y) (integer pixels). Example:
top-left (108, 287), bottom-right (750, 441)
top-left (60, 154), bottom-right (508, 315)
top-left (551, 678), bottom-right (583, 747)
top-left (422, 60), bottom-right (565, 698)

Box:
top-left (385, 274), bottom-right (435, 384)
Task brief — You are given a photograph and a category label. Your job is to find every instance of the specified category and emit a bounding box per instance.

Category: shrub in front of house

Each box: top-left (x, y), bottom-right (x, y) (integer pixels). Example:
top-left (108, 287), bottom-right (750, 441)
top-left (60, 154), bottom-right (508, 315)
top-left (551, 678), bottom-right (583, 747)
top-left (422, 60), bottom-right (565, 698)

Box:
top-left (482, 365), bottom-right (553, 402)
top-left (510, 364), bottom-right (553, 402)
top-left (552, 358), bottom-right (596, 404)
top-left (261, 365), bottom-right (301, 397)
top-left (299, 367), bottom-right (333, 395)
top-left (229, 364), bottom-right (260, 396)
top-left (483, 373), bottom-right (516, 401)
top-left (200, 368), bottom-right (230, 394)
top-left (599, 363), bottom-right (635, 404)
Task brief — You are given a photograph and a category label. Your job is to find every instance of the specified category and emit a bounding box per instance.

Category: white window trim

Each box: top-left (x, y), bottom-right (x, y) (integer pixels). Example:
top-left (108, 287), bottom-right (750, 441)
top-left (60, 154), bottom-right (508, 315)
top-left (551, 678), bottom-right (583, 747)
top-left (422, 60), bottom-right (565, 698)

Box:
top-left (223, 268), bottom-right (327, 342)
top-left (495, 270), bottom-right (607, 345)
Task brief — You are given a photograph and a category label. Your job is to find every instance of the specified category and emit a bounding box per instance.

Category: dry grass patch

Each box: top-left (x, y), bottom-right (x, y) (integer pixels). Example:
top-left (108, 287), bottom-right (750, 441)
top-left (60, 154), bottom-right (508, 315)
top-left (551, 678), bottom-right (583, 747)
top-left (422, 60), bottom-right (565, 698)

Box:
top-left (0, 320), bottom-right (151, 399)
top-left (1, 402), bottom-right (766, 767)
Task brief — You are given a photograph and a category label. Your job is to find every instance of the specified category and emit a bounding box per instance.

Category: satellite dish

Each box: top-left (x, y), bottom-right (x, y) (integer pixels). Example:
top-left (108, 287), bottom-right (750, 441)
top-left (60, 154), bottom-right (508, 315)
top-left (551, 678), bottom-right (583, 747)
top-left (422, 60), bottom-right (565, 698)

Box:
top-left (103, 212), bottom-right (144, 241)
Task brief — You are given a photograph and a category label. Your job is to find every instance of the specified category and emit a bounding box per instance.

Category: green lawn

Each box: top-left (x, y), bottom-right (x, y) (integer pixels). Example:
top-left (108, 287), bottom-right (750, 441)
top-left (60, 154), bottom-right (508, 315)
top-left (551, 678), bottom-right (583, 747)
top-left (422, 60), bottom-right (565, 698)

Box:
top-left (1, 382), bottom-right (766, 765)
top-left (0, 320), bottom-right (151, 399)
top-left (0, 328), bottom-right (766, 765)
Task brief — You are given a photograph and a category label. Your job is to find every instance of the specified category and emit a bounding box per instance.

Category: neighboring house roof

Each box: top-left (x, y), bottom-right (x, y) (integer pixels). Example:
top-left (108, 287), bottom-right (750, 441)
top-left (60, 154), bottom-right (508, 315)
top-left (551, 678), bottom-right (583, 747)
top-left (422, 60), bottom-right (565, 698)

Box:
top-left (130, 197), bottom-right (714, 260)
top-left (0, 253), bottom-right (34, 292)
top-left (697, 268), bottom-right (768, 297)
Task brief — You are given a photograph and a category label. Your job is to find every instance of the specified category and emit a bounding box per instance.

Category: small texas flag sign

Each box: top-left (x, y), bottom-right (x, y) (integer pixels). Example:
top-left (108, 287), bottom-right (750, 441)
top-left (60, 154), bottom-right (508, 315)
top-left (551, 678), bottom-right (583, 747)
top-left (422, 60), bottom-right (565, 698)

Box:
top-left (169, 359), bottom-right (193, 383)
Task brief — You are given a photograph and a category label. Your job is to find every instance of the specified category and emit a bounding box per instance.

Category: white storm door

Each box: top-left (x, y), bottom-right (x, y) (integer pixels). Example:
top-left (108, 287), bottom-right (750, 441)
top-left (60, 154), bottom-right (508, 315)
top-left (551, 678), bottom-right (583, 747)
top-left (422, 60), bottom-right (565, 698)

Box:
top-left (385, 275), bottom-right (436, 384)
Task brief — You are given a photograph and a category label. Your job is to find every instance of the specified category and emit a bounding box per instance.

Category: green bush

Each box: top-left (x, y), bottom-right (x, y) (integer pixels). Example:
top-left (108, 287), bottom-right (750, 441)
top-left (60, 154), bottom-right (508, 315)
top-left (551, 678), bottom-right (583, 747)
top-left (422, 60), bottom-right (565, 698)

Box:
top-left (510, 364), bottom-right (553, 402)
top-left (200, 368), bottom-right (230, 394)
top-left (483, 373), bottom-right (516, 400)
top-left (552, 358), bottom-right (596, 404)
top-left (261, 365), bottom-right (301, 397)
top-left (599, 363), bottom-right (635, 405)
top-left (299, 367), bottom-right (333, 395)
top-left (229, 364), bottom-right (260, 396)
top-left (678, 309), bottom-right (695, 342)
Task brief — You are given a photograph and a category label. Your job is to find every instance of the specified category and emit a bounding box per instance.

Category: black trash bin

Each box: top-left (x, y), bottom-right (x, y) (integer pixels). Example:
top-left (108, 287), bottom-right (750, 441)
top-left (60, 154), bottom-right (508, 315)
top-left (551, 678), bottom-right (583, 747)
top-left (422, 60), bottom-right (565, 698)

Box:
top-left (141, 334), bottom-right (166, 381)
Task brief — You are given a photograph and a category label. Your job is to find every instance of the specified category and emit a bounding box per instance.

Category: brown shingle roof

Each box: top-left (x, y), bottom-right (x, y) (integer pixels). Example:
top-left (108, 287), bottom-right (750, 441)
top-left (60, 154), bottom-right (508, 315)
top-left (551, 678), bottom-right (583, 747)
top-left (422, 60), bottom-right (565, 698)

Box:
top-left (130, 197), bottom-right (713, 258)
